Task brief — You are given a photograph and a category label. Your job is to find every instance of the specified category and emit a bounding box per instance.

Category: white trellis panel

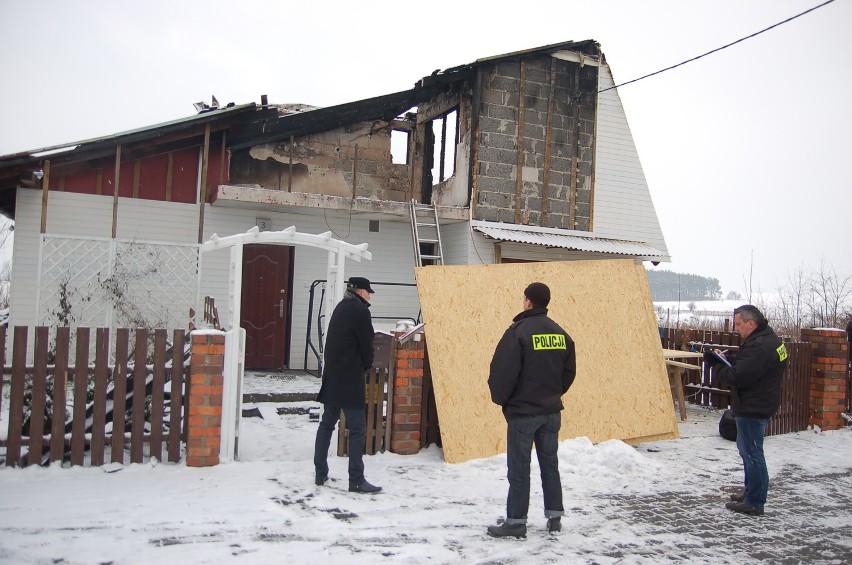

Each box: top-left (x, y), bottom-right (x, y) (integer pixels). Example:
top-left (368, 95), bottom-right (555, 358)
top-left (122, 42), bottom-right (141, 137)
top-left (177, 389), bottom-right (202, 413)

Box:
top-left (36, 234), bottom-right (200, 361)
top-left (37, 235), bottom-right (113, 329)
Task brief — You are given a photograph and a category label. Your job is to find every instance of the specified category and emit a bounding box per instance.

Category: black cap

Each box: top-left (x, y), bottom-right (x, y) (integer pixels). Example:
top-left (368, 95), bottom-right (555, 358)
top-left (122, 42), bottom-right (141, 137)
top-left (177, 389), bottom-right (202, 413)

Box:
top-left (348, 276), bottom-right (375, 294)
top-left (524, 282), bottom-right (550, 308)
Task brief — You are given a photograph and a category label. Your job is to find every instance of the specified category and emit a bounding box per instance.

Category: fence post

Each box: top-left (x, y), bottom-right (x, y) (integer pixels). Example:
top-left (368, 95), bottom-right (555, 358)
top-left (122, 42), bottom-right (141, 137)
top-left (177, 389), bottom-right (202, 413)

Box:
top-left (186, 330), bottom-right (226, 467)
top-left (800, 328), bottom-right (848, 431)
top-left (390, 330), bottom-right (425, 455)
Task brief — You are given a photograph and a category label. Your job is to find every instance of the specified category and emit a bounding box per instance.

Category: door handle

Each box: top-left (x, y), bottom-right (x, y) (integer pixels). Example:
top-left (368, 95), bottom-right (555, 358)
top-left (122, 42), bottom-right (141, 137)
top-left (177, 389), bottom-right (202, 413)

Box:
top-left (279, 299), bottom-right (284, 317)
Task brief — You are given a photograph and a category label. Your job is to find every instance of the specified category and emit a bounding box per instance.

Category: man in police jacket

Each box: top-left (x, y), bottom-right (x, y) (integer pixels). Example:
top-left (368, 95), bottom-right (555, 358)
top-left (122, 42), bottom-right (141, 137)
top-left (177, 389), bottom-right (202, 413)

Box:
top-left (314, 276), bottom-right (382, 494)
top-left (705, 304), bottom-right (787, 516)
top-left (487, 282), bottom-right (576, 538)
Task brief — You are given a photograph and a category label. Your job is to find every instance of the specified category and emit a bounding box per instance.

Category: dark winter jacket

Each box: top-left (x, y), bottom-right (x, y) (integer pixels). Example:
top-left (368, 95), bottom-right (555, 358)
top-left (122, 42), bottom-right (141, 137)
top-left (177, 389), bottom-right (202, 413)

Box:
top-left (317, 290), bottom-right (374, 408)
top-left (488, 307), bottom-right (576, 421)
top-left (714, 323), bottom-right (787, 419)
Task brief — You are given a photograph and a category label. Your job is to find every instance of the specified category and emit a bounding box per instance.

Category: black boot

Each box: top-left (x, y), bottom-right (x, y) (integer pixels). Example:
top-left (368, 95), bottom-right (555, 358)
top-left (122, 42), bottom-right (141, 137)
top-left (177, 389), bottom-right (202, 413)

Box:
top-left (487, 522), bottom-right (527, 539)
top-left (349, 479), bottom-right (382, 493)
top-left (547, 517), bottom-right (561, 533)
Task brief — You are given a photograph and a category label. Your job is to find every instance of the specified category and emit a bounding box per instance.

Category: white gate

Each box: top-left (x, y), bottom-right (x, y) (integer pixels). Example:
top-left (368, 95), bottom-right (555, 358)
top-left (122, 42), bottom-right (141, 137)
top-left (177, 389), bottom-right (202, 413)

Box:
top-left (201, 226), bottom-right (372, 461)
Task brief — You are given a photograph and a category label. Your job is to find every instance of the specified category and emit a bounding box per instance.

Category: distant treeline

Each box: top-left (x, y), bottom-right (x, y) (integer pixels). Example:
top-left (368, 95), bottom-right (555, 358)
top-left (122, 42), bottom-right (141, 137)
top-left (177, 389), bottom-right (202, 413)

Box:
top-left (646, 269), bottom-right (721, 301)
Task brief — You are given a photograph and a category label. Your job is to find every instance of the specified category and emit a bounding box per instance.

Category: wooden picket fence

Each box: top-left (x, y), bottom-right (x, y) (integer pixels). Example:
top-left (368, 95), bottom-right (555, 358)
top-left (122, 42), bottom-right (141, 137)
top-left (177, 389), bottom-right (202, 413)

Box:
top-left (660, 327), bottom-right (812, 436)
top-left (0, 326), bottom-right (189, 468)
top-left (337, 366), bottom-right (391, 456)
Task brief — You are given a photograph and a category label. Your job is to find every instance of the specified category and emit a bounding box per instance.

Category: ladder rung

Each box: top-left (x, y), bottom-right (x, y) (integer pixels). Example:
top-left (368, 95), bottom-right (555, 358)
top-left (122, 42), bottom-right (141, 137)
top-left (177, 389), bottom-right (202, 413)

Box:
top-left (417, 222), bottom-right (437, 227)
top-left (420, 255), bottom-right (442, 260)
top-left (418, 238), bottom-right (439, 244)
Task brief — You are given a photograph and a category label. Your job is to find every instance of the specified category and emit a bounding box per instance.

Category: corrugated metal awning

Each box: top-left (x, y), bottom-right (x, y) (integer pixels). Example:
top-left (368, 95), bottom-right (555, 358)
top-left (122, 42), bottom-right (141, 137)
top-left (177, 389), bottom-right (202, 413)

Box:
top-left (472, 223), bottom-right (667, 258)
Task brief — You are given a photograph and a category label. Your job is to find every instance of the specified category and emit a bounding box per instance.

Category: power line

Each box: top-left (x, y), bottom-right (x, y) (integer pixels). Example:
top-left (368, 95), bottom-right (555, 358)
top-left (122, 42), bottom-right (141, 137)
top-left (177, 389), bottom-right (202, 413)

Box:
top-left (597, 0), bottom-right (835, 94)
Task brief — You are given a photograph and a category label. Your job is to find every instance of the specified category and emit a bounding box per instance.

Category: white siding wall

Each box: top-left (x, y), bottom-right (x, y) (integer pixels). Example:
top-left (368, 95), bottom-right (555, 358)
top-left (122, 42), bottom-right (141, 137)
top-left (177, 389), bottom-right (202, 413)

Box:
top-left (115, 198), bottom-right (198, 242)
top-left (440, 222), bottom-right (499, 266)
top-left (440, 221), bottom-right (473, 265)
top-left (594, 64), bottom-right (670, 259)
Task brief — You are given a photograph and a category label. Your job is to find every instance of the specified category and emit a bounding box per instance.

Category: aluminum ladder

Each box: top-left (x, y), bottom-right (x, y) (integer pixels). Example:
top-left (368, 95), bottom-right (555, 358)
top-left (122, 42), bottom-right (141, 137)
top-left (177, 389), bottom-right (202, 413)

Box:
top-left (409, 200), bottom-right (444, 267)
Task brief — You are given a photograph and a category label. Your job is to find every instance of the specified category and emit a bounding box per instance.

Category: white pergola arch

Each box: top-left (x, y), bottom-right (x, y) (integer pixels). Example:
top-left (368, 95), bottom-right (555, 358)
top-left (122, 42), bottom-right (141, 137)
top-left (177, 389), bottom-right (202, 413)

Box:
top-left (200, 225), bottom-right (372, 337)
top-left (199, 225), bottom-right (372, 462)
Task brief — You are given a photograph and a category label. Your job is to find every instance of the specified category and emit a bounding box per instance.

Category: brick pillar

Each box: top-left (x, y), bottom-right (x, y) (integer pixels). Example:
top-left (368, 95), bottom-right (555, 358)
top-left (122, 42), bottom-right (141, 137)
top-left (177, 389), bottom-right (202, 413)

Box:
top-left (801, 328), bottom-right (849, 431)
top-left (390, 332), bottom-right (425, 455)
top-left (186, 331), bottom-right (225, 467)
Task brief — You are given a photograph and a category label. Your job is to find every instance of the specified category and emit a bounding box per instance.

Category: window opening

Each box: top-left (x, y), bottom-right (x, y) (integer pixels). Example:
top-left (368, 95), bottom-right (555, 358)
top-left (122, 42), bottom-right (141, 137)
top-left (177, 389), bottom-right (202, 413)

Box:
top-left (430, 108), bottom-right (458, 185)
top-left (391, 129), bottom-right (409, 165)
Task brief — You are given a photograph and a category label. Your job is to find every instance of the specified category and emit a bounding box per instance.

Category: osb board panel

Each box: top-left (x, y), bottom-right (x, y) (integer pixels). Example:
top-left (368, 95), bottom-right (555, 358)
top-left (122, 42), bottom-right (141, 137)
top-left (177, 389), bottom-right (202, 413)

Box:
top-left (415, 259), bottom-right (678, 464)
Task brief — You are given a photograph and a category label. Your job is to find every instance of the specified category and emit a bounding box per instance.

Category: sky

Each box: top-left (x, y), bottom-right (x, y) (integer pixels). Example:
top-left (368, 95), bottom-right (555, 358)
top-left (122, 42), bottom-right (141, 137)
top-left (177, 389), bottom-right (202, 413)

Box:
top-left (0, 0), bottom-right (850, 295)
top-left (1, 373), bottom-right (850, 563)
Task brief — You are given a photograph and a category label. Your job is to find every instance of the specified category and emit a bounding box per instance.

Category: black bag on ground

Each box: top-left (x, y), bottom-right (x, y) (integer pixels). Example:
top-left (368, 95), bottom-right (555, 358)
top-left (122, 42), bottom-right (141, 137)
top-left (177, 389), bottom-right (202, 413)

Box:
top-left (719, 409), bottom-right (737, 441)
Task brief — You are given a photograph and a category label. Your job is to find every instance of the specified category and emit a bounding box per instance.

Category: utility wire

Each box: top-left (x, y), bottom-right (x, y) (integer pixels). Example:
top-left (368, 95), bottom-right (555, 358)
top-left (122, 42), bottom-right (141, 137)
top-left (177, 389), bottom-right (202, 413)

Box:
top-left (597, 0), bottom-right (835, 94)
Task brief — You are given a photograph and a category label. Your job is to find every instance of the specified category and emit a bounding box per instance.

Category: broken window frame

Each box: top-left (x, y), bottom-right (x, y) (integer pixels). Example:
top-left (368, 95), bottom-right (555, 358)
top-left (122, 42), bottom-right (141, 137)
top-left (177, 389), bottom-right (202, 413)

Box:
top-left (431, 107), bottom-right (459, 184)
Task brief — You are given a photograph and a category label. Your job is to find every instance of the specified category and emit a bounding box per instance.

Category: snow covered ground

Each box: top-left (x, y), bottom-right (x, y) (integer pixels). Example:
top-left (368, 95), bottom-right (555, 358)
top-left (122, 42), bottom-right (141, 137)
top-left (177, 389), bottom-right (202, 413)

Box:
top-left (0, 373), bottom-right (850, 564)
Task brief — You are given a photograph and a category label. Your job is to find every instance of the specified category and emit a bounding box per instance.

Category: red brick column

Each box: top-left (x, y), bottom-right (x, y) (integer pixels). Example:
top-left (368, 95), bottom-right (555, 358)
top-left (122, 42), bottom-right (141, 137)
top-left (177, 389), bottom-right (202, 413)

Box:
top-left (186, 331), bottom-right (225, 466)
top-left (390, 332), bottom-right (425, 455)
top-left (801, 328), bottom-right (848, 431)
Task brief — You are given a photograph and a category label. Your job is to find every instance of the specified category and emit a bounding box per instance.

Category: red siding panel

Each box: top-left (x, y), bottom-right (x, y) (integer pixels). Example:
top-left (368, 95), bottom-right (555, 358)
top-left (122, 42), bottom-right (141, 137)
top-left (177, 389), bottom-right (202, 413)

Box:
top-left (172, 147), bottom-right (199, 203)
top-left (139, 154), bottom-right (168, 201)
top-left (52, 169), bottom-right (100, 195)
top-left (117, 161), bottom-right (135, 198)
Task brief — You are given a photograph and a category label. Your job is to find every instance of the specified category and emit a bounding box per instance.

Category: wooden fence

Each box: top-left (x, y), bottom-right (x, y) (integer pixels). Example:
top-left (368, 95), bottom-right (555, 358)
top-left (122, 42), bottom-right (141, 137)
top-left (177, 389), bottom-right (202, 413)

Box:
top-left (337, 366), bottom-right (392, 456)
top-left (660, 327), bottom-right (811, 436)
top-left (0, 326), bottom-right (189, 468)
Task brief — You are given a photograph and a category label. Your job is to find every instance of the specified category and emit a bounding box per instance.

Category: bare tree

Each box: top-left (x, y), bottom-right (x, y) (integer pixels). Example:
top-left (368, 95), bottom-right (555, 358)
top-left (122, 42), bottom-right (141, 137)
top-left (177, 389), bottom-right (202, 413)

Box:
top-left (772, 267), bottom-right (809, 338)
top-left (810, 259), bottom-right (852, 329)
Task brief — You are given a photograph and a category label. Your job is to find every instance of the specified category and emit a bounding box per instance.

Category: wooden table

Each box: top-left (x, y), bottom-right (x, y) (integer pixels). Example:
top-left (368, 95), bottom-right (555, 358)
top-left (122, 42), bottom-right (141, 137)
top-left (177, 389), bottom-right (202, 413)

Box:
top-left (663, 349), bottom-right (704, 421)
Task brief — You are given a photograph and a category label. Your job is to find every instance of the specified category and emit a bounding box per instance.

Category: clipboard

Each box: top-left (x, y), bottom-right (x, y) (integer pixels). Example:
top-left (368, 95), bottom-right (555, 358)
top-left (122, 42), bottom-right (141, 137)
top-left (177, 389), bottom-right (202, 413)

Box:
top-left (711, 350), bottom-right (732, 368)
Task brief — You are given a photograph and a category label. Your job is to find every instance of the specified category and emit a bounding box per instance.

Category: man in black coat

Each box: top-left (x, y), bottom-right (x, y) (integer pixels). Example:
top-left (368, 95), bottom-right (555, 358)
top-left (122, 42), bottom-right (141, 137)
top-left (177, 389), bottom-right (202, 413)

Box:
top-left (313, 276), bottom-right (381, 493)
top-left (486, 282), bottom-right (576, 538)
top-left (705, 305), bottom-right (787, 516)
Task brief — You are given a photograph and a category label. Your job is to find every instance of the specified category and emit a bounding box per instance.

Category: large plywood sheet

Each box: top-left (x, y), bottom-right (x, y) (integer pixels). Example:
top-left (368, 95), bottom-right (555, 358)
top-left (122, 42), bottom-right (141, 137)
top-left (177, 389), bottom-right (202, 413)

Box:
top-left (415, 259), bottom-right (678, 464)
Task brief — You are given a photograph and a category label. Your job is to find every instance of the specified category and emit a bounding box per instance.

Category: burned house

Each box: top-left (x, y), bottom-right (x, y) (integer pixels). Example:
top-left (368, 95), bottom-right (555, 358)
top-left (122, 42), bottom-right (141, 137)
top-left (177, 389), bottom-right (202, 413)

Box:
top-left (0, 40), bottom-right (669, 371)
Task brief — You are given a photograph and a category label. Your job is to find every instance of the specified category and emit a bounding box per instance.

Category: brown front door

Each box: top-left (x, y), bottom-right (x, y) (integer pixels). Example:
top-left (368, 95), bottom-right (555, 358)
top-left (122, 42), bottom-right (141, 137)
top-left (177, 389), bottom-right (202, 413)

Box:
top-left (240, 244), bottom-right (294, 370)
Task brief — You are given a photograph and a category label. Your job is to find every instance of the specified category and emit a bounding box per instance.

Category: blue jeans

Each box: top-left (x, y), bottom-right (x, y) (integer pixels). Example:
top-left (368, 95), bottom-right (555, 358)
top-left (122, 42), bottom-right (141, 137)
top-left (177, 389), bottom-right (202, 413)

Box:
top-left (735, 416), bottom-right (770, 510)
top-left (314, 403), bottom-right (366, 484)
top-left (505, 413), bottom-right (564, 525)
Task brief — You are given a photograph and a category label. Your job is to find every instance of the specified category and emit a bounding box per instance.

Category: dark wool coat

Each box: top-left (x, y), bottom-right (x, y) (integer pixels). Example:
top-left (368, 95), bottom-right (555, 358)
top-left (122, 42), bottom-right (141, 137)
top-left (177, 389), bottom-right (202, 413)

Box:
top-left (714, 323), bottom-right (788, 419)
top-left (488, 307), bottom-right (576, 421)
top-left (317, 291), bottom-right (375, 408)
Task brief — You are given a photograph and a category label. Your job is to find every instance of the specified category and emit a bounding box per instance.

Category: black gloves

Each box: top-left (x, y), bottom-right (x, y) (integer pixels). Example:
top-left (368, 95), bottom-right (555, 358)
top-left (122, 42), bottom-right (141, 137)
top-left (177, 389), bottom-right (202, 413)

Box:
top-left (703, 349), bottom-right (719, 365)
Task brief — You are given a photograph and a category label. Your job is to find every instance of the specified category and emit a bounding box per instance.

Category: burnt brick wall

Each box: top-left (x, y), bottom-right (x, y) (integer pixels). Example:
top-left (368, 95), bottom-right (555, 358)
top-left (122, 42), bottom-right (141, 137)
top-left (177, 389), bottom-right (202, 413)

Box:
top-left (474, 54), bottom-right (598, 230)
top-left (230, 122), bottom-right (410, 202)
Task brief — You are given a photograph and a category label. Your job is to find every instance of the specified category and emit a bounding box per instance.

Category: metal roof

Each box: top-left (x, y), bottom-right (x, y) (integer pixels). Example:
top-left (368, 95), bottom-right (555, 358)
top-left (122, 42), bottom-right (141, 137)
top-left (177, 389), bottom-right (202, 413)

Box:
top-left (472, 223), bottom-right (667, 259)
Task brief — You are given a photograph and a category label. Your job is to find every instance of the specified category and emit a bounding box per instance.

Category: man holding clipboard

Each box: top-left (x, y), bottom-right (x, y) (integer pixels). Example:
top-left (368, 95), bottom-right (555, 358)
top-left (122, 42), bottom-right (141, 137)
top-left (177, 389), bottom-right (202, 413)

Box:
top-left (705, 305), bottom-right (788, 517)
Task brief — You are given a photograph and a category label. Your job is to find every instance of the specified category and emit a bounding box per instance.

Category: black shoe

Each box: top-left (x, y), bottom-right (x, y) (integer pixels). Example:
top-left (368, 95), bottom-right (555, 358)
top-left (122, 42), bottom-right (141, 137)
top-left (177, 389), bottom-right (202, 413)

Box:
top-left (487, 522), bottom-right (527, 539)
top-left (729, 489), bottom-right (745, 503)
top-left (349, 480), bottom-right (382, 494)
top-left (547, 517), bottom-right (562, 533)
top-left (725, 501), bottom-right (764, 516)
top-left (315, 474), bottom-right (328, 486)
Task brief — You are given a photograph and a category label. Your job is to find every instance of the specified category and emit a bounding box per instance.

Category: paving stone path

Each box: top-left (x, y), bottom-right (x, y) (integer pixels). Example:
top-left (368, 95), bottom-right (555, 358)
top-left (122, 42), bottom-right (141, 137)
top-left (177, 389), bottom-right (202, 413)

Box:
top-left (589, 464), bottom-right (852, 564)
